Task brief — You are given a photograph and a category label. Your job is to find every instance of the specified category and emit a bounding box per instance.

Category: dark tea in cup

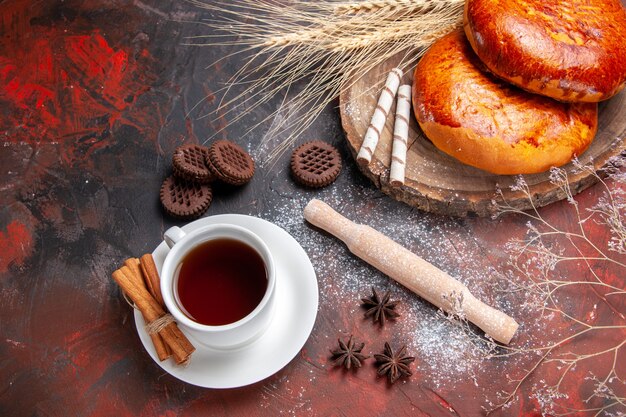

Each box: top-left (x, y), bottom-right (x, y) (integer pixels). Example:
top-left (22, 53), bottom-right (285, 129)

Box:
top-left (176, 238), bottom-right (268, 326)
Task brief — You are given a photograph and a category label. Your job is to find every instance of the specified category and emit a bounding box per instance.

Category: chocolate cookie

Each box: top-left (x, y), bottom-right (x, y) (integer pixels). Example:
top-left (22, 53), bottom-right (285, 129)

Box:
top-left (172, 144), bottom-right (214, 183)
top-left (206, 140), bottom-right (255, 185)
top-left (290, 141), bottom-right (342, 188)
top-left (160, 175), bottom-right (213, 220)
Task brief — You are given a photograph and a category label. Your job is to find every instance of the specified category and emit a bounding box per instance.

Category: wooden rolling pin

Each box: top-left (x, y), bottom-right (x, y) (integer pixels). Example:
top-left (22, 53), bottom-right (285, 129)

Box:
top-left (304, 199), bottom-right (519, 345)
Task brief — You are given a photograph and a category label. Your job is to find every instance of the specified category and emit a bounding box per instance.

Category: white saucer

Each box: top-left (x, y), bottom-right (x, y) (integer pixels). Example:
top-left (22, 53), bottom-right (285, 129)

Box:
top-left (134, 214), bottom-right (319, 388)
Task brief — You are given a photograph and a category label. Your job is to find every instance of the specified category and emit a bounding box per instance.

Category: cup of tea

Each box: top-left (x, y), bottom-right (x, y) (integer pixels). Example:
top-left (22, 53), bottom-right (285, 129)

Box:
top-left (160, 224), bottom-right (276, 349)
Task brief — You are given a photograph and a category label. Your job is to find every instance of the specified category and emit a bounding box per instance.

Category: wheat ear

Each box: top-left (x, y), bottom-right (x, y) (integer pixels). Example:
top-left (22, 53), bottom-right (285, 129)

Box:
top-left (186, 0), bottom-right (464, 164)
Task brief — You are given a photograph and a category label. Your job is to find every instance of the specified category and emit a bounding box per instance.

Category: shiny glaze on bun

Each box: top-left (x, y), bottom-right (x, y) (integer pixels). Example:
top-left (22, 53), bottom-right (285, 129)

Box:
top-left (464, 0), bottom-right (626, 102)
top-left (412, 30), bottom-right (598, 175)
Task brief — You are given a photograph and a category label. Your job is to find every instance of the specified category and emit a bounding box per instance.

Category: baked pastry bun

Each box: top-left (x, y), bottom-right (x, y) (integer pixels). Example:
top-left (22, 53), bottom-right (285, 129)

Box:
top-left (412, 30), bottom-right (598, 175)
top-left (464, 0), bottom-right (626, 102)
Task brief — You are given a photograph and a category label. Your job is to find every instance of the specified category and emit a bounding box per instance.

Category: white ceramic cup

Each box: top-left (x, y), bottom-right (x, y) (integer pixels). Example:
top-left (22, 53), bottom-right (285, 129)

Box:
top-left (161, 224), bottom-right (276, 349)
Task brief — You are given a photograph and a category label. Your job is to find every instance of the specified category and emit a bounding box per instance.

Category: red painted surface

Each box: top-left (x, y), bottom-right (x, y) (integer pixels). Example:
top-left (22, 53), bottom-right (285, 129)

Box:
top-left (0, 1), bottom-right (624, 417)
top-left (0, 1), bottom-right (151, 146)
top-left (0, 220), bottom-right (34, 272)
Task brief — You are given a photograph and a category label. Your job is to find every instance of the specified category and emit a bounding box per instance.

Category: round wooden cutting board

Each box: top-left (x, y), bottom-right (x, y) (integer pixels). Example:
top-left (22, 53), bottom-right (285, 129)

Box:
top-left (340, 54), bottom-right (626, 217)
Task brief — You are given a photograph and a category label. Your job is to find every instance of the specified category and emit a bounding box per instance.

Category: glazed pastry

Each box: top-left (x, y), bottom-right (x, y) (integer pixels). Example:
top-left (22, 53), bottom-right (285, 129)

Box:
top-left (412, 30), bottom-right (598, 175)
top-left (464, 0), bottom-right (626, 102)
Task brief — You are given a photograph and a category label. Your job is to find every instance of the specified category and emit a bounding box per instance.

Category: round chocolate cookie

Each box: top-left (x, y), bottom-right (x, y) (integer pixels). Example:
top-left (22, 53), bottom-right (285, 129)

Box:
top-left (290, 141), bottom-right (342, 188)
top-left (160, 175), bottom-right (213, 220)
top-left (172, 144), bottom-right (214, 183)
top-left (206, 140), bottom-right (255, 185)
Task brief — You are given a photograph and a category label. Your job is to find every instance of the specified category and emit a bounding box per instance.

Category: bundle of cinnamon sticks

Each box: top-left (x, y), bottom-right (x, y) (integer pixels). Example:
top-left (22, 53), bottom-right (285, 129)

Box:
top-left (111, 254), bottom-right (195, 364)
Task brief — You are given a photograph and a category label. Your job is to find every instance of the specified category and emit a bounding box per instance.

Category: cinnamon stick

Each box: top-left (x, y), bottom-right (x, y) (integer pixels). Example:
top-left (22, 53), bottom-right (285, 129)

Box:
top-left (139, 254), bottom-right (164, 306)
top-left (112, 266), bottom-right (195, 364)
top-left (123, 257), bottom-right (142, 281)
top-left (124, 257), bottom-right (171, 361)
top-left (123, 265), bottom-right (193, 363)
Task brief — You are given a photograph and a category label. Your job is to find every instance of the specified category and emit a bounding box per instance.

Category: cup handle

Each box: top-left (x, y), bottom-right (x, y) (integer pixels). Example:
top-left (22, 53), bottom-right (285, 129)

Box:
top-left (164, 226), bottom-right (186, 249)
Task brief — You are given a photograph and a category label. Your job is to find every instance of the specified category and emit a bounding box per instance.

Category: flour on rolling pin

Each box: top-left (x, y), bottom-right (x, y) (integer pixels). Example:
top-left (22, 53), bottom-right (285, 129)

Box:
top-left (303, 199), bottom-right (519, 345)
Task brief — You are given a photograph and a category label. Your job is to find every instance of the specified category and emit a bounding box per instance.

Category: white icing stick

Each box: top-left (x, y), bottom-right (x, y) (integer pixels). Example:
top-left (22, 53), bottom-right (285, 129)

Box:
top-left (390, 84), bottom-right (412, 186)
top-left (303, 199), bottom-right (519, 345)
top-left (357, 67), bottom-right (403, 165)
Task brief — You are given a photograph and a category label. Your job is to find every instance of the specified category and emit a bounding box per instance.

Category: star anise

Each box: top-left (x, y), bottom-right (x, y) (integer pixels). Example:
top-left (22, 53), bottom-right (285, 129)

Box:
top-left (361, 287), bottom-right (400, 326)
top-left (330, 335), bottom-right (369, 370)
top-left (374, 342), bottom-right (415, 384)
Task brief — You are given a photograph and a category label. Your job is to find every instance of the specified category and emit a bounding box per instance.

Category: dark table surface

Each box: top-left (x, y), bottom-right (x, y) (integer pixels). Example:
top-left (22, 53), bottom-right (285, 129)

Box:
top-left (1, 1), bottom-right (624, 416)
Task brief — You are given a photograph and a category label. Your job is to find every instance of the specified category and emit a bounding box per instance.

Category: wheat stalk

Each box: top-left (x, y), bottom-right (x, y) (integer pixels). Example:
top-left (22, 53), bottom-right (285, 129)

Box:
top-left (334, 0), bottom-right (462, 15)
top-left (336, 0), bottom-right (422, 14)
top-left (185, 0), bottom-right (463, 163)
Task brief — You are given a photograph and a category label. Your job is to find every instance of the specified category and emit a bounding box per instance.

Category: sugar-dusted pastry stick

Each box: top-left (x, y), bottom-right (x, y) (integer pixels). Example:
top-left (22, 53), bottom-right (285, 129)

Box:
top-left (357, 67), bottom-right (403, 165)
top-left (303, 199), bottom-right (519, 345)
top-left (390, 84), bottom-right (412, 186)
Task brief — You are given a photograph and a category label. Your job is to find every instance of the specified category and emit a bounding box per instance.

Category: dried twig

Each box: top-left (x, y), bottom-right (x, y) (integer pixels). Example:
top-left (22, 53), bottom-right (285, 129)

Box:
top-left (482, 157), bottom-right (626, 416)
